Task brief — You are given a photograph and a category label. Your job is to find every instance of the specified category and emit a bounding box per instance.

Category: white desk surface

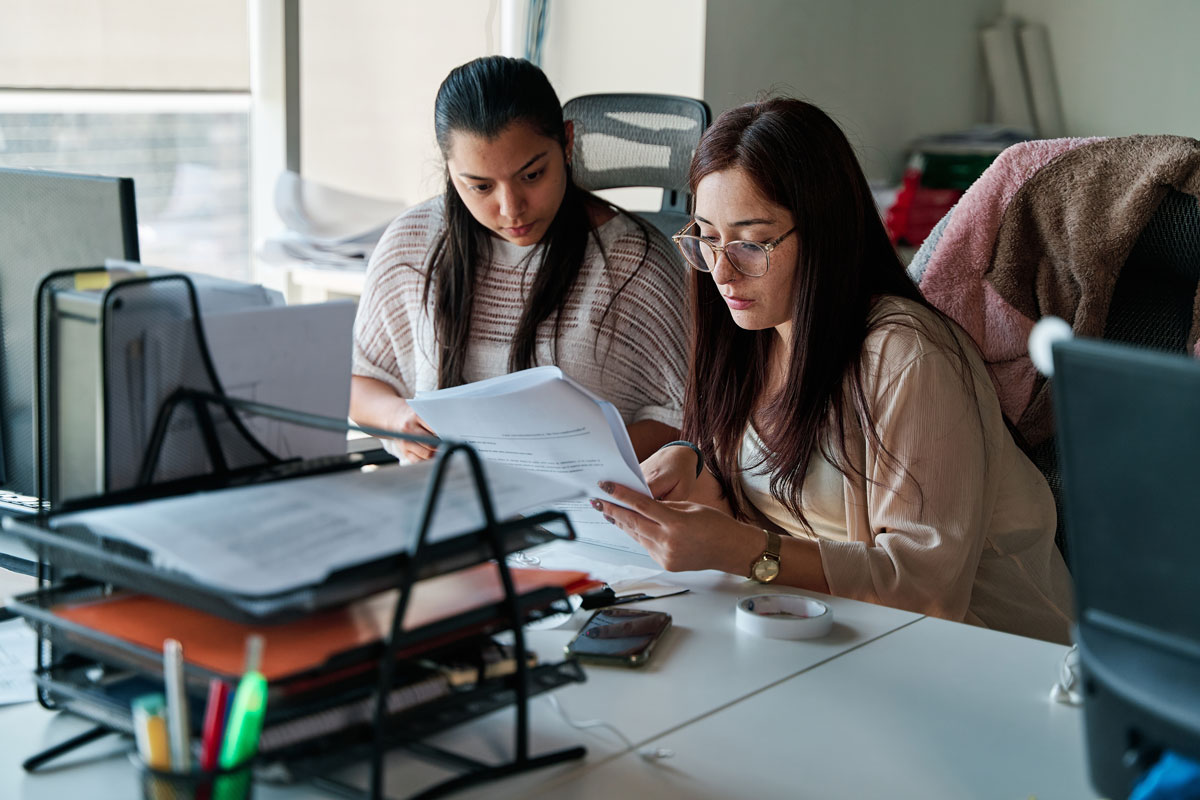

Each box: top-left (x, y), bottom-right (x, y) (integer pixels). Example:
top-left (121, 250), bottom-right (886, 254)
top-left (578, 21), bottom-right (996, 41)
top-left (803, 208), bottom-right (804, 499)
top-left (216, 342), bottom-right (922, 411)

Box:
top-left (0, 546), bottom-right (1091, 800)
top-left (536, 615), bottom-right (1095, 800)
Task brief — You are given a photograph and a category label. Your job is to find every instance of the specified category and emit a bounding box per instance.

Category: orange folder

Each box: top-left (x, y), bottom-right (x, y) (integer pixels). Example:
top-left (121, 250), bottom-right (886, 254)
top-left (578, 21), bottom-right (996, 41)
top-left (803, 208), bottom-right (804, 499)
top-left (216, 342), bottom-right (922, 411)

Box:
top-left (55, 564), bottom-right (601, 682)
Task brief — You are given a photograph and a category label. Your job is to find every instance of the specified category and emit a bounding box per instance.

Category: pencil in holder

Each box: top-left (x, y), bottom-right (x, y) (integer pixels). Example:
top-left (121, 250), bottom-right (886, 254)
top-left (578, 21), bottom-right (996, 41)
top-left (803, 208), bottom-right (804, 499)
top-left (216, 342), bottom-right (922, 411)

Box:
top-left (131, 753), bottom-right (254, 800)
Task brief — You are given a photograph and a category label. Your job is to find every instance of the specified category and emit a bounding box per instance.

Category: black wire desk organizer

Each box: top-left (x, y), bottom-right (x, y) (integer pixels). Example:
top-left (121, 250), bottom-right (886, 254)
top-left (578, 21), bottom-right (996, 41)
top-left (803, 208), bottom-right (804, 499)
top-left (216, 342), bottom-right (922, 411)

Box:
top-left (3, 269), bottom-right (589, 799)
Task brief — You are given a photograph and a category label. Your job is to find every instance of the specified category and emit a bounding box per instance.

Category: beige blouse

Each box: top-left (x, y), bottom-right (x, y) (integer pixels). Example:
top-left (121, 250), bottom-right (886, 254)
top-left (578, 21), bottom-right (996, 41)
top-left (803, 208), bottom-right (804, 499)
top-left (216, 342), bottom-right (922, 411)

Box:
top-left (740, 296), bottom-right (1073, 644)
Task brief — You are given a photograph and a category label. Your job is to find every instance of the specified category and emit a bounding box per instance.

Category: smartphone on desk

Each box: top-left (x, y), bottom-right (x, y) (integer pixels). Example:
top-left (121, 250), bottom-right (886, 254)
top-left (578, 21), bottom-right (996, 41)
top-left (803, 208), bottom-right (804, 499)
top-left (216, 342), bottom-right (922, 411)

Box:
top-left (564, 608), bottom-right (672, 667)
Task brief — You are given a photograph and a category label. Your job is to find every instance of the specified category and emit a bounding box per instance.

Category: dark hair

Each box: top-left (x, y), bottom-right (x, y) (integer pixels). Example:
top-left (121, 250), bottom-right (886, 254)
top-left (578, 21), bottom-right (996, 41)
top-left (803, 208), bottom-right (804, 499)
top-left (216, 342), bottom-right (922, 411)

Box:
top-left (427, 56), bottom-right (624, 387)
top-left (680, 98), bottom-right (980, 531)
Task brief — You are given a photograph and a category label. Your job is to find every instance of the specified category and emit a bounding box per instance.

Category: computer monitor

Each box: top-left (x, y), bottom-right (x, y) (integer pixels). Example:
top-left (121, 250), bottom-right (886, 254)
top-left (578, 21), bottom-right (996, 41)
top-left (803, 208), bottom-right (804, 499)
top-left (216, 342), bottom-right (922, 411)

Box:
top-left (1052, 336), bottom-right (1200, 798)
top-left (0, 167), bottom-right (139, 501)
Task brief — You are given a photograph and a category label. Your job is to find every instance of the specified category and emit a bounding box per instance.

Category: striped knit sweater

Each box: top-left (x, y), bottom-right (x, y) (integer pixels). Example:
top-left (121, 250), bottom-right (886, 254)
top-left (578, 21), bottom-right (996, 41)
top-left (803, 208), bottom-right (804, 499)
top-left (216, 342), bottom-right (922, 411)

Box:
top-left (353, 196), bottom-right (688, 427)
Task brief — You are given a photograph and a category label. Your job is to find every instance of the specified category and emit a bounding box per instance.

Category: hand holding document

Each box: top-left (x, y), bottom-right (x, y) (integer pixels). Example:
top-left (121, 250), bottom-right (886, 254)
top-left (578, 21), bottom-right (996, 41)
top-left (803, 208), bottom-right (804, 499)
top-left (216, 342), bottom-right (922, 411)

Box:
top-left (408, 367), bottom-right (651, 554)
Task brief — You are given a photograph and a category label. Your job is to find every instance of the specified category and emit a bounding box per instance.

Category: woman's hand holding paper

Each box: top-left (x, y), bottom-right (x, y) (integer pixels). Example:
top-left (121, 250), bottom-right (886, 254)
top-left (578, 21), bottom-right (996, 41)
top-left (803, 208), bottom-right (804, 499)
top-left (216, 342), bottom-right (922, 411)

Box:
top-left (388, 398), bottom-right (438, 462)
top-left (641, 446), bottom-right (700, 501)
top-left (591, 482), bottom-right (759, 574)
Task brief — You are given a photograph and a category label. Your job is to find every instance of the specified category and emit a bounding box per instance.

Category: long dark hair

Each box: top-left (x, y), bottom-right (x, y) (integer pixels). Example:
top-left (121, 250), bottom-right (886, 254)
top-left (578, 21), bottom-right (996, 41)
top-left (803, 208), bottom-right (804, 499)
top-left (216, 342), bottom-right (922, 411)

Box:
top-left (680, 98), bottom-right (978, 531)
top-left (427, 56), bottom-right (620, 387)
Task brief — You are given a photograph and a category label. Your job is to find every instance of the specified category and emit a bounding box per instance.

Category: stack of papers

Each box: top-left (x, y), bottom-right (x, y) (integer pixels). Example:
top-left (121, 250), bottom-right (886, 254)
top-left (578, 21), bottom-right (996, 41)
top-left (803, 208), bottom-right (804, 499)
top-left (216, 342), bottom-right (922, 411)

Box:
top-left (50, 460), bottom-right (581, 597)
top-left (409, 366), bottom-right (651, 555)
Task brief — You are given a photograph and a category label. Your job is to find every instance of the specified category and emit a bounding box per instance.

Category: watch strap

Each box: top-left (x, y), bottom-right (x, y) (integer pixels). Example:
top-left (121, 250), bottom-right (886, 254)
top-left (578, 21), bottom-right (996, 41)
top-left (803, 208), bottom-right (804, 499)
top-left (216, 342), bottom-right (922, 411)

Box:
top-left (749, 529), bottom-right (782, 582)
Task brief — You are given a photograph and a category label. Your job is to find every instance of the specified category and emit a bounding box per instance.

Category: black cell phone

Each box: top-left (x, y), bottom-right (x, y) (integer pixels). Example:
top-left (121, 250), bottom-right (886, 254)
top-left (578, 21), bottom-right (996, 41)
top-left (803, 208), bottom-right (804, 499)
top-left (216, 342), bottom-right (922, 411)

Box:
top-left (564, 608), bottom-right (672, 667)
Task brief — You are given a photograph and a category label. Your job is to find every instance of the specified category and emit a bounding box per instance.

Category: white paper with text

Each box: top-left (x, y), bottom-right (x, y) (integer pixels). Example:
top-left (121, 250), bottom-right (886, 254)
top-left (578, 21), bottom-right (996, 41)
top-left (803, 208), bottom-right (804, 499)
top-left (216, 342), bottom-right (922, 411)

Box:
top-left (51, 461), bottom-right (581, 596)
top-left (410, 367), bottom-right (651, 555)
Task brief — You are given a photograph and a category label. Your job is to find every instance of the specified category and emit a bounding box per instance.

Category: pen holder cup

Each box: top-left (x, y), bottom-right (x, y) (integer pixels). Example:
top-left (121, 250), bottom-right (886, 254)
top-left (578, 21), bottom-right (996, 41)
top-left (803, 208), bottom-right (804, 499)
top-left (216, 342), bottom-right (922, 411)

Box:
top-left (132, 755), bottom-right (254, 800)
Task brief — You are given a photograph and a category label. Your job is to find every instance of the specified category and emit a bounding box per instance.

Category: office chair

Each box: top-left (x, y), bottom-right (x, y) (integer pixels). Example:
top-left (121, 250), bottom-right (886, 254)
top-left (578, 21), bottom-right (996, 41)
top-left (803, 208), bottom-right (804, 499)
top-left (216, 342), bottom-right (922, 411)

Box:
top-left (563, 93), bottom-right (711, 238)
top-left (1029, 188), bottom-right (1200, 557)
top-left (917, 134), bottom-right (1200, 563)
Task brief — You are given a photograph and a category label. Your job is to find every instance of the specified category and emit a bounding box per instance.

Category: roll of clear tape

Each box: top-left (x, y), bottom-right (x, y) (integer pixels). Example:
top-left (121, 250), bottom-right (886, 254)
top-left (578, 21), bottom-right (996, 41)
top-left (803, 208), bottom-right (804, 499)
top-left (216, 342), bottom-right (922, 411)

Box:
top-left (736, 594), bottom-right (833, 640)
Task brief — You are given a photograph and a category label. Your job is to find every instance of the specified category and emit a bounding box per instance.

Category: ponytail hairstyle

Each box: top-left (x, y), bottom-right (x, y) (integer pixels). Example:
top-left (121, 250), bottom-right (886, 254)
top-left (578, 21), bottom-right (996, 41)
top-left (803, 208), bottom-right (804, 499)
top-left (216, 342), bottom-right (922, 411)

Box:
top-left (428, 56), bottom-right (613, 387)
top-left (680, 99), bottom-right (982, 532)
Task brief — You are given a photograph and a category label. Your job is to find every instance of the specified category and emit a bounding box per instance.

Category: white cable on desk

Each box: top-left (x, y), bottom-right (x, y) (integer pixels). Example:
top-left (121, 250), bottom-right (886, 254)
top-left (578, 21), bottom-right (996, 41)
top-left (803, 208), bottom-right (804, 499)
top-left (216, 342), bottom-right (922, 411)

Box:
top-left (1049, 644), bottom-right (1083, 706)
top-left (544, 694), bottom-right (674, 761)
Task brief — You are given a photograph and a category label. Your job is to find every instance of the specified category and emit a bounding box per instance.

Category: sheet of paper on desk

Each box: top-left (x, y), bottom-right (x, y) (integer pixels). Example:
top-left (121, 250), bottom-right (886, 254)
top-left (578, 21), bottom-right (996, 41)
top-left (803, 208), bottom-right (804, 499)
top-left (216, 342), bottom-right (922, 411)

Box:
top-left (105, 300), bottom-right (356, 491)
top-left (409, 366), bottom-right (651, 556)
top-left (50, 460), bottom-right (582, 597)
top-left (202, 300), bottom-right (356, 460)
top-left (0, 620), bottom-right (35, 705)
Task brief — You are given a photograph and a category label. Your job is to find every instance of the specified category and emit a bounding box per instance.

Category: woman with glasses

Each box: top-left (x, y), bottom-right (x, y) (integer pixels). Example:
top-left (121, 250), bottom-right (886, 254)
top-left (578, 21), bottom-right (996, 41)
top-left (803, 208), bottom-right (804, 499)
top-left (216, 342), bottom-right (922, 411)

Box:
top-left (591, 98), bottom-right (1073, 643)
top-left (351, 56), bottom-right (687, 462)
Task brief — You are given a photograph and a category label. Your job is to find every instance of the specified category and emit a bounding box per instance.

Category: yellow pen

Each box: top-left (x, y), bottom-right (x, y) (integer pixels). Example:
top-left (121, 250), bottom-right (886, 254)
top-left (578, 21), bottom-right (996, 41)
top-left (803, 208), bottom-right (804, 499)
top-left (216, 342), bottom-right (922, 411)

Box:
top-left (132, 693), bottom-right (170, 770)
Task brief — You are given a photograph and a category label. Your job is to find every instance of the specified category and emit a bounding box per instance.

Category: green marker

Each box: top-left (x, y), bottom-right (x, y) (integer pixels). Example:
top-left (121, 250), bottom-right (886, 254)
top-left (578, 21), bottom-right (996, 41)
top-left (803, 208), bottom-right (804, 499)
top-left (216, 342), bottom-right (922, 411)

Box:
top-left (215, 635), bottom-right (267, 800)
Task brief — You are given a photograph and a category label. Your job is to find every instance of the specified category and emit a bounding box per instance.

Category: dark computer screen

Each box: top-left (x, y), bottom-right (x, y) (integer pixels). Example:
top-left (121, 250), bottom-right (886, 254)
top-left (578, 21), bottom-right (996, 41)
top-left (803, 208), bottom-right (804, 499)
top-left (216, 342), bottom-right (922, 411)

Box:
top-left (0, 167), bottom-right (139, 499)
top-left (1053, 337), bottom-right (1200, 798)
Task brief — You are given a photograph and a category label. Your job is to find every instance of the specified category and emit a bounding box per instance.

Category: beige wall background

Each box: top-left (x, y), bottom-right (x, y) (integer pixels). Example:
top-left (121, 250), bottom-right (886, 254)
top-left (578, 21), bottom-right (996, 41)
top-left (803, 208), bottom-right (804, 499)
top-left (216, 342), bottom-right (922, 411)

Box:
top-left (540, 0), bottom-right (705, 102)
top-left (298, 0), bottom-right (707, 206)
top-left (0, 0), bottom-right (248, 89)
top-left (298, 1), bottom-right (500, 205)
top-left (703, 0), bottom-right (1005, 184)
top-left (701, 0), bottom-right (1200, 183)
top-left (4, 1), bottom-right (1197, 206)
top-left (1003, 0), bottom-right (1200, 139)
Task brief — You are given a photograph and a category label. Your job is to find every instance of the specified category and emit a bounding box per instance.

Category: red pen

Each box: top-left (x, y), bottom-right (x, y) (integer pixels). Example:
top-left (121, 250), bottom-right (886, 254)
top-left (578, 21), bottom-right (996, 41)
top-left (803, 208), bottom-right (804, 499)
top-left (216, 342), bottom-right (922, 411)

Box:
top-left (199, 678), bottom-right (232, 772)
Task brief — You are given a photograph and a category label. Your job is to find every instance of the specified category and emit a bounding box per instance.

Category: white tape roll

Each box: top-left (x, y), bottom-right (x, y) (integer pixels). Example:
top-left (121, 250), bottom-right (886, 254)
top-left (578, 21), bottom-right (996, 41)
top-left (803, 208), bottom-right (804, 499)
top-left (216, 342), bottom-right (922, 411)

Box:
top-left (736, 594), bottom-right (833, 640)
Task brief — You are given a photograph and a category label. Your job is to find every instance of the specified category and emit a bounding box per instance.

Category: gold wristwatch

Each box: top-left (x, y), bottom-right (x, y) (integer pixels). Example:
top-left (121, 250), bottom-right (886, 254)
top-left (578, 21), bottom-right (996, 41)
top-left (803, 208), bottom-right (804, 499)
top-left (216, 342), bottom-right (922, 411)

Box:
top-left (749, 529), bottom-right (782, 583)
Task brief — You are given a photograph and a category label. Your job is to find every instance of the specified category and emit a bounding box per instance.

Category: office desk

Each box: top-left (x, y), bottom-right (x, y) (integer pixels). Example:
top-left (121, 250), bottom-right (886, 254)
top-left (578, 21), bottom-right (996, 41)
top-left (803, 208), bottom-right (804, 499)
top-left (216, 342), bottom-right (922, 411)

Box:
top-left (0, 547), bottom-right (1090, 799)
top-left (536, 616), bottom-right (1094, 800)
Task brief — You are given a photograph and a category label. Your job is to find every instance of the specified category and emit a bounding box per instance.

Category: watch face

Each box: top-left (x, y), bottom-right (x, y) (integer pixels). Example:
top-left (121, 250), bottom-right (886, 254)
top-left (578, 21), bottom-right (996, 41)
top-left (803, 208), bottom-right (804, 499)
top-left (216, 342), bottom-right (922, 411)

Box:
top-left (752, 557), bottom-right (780, 582)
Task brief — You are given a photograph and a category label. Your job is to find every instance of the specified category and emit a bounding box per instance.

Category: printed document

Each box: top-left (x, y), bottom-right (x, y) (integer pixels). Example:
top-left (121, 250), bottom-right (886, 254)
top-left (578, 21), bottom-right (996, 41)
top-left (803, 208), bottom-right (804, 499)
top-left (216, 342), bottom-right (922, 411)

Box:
top-left (50, 460), bottom-right (581, 597)
top-left (0, 620), bottom-right (34, 705)
top-left (408, 367), bottom-right (651, 554)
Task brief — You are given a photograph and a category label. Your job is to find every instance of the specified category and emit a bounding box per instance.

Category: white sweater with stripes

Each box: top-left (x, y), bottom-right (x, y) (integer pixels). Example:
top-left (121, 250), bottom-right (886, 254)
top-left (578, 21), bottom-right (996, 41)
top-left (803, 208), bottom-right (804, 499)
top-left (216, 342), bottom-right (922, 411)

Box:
top-left (353, 196), bottom-right (688, 428)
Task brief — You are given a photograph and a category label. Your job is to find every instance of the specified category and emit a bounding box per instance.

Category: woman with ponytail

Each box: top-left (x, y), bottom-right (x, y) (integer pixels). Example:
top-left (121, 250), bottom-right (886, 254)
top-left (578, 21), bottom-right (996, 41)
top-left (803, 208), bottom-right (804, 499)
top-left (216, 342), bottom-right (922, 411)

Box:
top-left (351, 57), bottom-right (687, 462)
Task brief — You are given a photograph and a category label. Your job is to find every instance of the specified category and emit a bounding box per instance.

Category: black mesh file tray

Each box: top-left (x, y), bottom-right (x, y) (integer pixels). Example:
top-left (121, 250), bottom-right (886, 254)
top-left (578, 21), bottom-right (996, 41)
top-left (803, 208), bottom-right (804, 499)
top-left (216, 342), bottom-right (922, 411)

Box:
top-left (10, 577), bottom-right (586, 781)
top-left (3, 503), bottom-right (570, 624)
top-left (21, 269), bottom-right (578, 622)
top-left (20, 268), bottom-right (588, 798)
top-left (9, 578), bottom-right (577, 708)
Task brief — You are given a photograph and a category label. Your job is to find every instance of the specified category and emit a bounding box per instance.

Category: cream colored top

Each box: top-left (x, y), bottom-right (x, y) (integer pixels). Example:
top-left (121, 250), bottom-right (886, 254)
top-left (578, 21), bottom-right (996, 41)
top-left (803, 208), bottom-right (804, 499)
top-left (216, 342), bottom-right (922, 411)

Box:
top-left (740, 425), bottom-right (848, 542)
top-left (740, 296), bottom-right (1073, 644)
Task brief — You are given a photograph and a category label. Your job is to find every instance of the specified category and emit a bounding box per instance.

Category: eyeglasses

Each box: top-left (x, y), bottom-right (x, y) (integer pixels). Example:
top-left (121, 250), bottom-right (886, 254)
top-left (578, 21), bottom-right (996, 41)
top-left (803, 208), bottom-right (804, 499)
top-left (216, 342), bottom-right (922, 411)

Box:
top-left (671, 222), bottom-right (796, 278)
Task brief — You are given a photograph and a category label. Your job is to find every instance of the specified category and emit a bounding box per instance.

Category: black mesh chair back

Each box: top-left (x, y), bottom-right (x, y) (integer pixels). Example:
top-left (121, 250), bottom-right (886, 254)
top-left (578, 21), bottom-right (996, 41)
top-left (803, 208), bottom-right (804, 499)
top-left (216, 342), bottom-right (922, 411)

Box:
top-left (1033, 188), bottom-right (1200, 561)
top-left (1104, 189), bottom-right (1200, 347)
top-left (563, 93), bottom-right (711, 237)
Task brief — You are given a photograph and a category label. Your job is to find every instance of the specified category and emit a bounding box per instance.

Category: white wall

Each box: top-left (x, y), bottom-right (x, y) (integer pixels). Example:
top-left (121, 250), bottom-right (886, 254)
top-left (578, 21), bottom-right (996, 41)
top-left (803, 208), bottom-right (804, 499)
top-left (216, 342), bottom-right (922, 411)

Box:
top-left (298, 1), bottom-right (499, 204)
top-left (298, 0), bottom-right (707, 206)
top-left (539, 0), bottom-right (706, 209)
top-left (298, 0), bottom-right (707, 209)
top-left (701, 0), bottom-right (1200, 183)
top-left (703, 0), bottom-right (1003, 183)
top-left (539, 0), bottom-right (706, 101)
top-left (1002, 0), bottom-right (1200, 139)
top-left (0, 0), bottom-right (247, 90)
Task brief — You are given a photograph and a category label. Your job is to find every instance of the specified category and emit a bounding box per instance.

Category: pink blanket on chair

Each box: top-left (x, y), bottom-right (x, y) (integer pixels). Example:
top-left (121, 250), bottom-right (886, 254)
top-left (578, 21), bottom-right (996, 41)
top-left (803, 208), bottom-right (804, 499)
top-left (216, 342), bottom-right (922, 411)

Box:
top-left (917, 138), bottom-right (1101, 435)
top-left (919, 135), bottom-right (1200, 448)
